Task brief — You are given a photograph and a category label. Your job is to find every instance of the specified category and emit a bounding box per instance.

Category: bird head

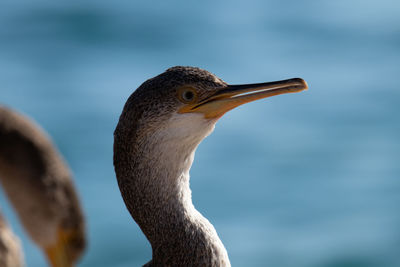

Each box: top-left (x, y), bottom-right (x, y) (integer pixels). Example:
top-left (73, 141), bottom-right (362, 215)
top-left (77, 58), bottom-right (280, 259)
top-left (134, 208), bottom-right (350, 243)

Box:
top-left (117, 66), bottom-right (307, 148)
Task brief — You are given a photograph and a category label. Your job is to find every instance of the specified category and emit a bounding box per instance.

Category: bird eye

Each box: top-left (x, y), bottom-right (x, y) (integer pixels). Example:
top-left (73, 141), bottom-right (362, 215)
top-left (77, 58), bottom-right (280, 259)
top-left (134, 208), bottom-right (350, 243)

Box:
top-left (177, 87), bottom-right (197, 104)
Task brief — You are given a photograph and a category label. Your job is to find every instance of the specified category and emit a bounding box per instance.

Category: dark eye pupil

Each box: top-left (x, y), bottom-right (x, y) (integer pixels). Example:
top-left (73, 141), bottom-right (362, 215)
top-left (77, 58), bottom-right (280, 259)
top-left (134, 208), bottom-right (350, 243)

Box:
top-left (183, 91), bottom-right (194, 101)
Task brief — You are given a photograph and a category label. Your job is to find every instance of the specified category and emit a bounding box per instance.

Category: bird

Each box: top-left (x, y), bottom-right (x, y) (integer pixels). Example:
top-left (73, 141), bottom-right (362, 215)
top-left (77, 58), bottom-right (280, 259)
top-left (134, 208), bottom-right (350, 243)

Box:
top-left (113, 66), bottom-right (308, 266)
top-left (0, 106), bottom-right (86, 267)
top-left (0, 210), bottom-right (24, 267)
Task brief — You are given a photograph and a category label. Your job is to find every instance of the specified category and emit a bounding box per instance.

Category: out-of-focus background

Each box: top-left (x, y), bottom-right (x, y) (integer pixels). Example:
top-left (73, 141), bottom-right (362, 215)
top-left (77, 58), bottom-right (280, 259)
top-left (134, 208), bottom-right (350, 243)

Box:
top-left (1, 0), bottom-right (399, 266)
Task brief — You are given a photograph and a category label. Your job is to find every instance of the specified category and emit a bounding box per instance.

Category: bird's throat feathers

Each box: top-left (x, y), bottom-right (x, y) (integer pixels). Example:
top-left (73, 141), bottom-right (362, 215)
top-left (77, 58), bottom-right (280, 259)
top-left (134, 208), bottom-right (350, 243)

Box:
top-left (134, 112), bottom-right (216, 204)
top-left (147, 112), bottom-right (216, 178)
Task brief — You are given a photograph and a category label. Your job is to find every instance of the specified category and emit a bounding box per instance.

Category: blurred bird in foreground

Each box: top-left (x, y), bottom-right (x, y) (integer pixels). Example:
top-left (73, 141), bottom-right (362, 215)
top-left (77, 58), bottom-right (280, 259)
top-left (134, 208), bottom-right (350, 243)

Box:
top-left (114, 66), bottom-right (308, 266)
top-left (0, 106), bottom-right (86, 267)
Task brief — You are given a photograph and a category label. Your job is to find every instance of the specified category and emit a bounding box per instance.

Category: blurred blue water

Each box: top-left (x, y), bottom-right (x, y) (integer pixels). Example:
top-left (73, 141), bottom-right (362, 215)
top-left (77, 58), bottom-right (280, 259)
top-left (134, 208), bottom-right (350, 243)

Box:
top-left (1, 0), bottom-right (399, 266)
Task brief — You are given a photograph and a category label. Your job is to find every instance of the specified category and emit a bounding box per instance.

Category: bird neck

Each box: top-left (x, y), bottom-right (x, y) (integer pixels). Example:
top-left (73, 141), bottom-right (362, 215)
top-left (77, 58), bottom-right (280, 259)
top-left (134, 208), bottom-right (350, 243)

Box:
top-left (114, 117), bottom-right (231, 266)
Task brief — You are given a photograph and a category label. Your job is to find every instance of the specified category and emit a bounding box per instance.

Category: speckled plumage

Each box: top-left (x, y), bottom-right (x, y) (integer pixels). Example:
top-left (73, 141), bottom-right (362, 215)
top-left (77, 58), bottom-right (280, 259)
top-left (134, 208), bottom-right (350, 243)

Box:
top-left (114, 66), bottom-right (307, 266)
top-left (114, 67), bottom-right (233, 266)
top-left (0, 106), bottom-right (86, 264)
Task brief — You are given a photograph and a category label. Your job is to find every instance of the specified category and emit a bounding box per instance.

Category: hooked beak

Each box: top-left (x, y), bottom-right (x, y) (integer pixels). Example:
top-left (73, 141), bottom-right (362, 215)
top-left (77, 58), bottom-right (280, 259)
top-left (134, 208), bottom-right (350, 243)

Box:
top-left (179, 78), bottom-right (308, 119)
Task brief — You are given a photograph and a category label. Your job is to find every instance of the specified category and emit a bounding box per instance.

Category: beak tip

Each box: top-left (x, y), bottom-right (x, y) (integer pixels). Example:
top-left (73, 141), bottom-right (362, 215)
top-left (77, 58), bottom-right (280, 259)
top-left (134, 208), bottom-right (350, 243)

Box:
top-left (292, 78), bottom-right (308, 91)
top-left (302, 80), bottom-right (309, 91)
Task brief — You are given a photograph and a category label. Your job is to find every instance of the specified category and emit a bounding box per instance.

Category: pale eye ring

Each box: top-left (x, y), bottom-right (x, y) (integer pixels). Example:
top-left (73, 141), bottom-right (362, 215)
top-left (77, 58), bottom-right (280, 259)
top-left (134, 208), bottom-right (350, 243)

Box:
top-left (177, 87), bottom-right (197, 103)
